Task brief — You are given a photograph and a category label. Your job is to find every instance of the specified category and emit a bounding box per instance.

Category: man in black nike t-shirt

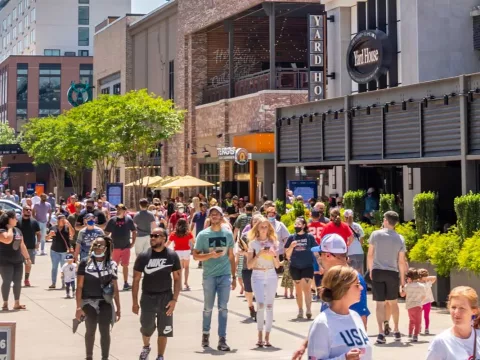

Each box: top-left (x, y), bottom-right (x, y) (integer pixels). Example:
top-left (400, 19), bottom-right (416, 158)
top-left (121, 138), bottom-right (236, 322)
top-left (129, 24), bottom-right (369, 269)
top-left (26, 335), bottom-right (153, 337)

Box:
top-left (132, 227), bottom-right (181, 360)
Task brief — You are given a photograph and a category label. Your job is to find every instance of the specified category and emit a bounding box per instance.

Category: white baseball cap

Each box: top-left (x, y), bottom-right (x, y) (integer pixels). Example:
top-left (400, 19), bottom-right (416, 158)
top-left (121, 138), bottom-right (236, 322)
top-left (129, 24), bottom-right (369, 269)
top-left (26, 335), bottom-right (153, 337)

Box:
top-left (208, 206), bottom-right (224, 216)
top-left (367, 187), bottom-right (375, 194)
top-left (311, 233), bottom-right (347, 254)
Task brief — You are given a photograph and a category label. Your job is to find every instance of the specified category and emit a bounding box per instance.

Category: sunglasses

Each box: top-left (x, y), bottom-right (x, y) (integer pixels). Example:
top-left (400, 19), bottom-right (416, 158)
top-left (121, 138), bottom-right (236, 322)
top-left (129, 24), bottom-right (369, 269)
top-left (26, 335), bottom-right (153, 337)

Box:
top-left (93, 244), bottom-right (106, 249)
top-left (23, 209), bottom-right (32, 212)
top-left (150, 233), bottom-right (163, 238)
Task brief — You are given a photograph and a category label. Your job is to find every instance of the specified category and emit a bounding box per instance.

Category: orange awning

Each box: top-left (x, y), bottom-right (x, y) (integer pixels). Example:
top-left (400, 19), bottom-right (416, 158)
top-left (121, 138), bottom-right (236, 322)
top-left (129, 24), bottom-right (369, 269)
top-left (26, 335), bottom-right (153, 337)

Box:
top-left (232, 133), bottom-right (274, 153)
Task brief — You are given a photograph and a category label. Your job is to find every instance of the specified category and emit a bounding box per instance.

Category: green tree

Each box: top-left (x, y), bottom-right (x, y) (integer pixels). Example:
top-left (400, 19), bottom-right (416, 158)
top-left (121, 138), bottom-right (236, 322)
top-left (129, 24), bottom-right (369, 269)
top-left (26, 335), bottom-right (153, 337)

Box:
top-left (0, 123), bottom-right (19, 144)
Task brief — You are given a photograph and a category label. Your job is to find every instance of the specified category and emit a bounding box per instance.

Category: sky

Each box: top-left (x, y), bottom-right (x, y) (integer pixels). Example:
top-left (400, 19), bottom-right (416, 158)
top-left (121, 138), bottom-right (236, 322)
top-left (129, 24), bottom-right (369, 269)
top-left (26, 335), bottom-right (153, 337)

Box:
top-left (132, 0), bottom-right (167, 14)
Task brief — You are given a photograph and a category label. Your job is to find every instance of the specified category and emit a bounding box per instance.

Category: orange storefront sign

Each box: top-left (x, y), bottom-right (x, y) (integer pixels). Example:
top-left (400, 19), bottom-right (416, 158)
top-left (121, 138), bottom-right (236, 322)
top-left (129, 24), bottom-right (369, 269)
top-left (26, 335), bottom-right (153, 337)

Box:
top-left (232, 133), bottom-right (274, 154)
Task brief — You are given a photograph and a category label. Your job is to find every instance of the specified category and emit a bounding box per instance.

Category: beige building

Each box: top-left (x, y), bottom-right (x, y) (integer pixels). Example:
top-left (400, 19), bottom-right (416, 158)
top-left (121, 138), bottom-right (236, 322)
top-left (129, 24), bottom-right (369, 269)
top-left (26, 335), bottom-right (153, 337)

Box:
top-left (93, 2), bottom-right (177, 204)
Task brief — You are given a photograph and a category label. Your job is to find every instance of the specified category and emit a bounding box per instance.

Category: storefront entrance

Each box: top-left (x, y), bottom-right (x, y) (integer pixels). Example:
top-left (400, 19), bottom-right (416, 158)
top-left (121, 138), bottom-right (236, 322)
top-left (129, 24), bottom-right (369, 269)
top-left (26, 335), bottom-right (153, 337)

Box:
top-left (357, 166), bottom-right (403, 198)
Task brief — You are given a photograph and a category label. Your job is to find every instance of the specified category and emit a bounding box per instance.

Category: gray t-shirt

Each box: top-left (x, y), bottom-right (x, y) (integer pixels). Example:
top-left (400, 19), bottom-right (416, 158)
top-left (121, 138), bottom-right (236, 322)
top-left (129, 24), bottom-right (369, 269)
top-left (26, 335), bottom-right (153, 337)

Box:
top-left (33, 202), bottom-right (52, 223)
top-left (133, 210), bottom-right (156, 237)
top-left (368, 228), bottom-right (405, 272)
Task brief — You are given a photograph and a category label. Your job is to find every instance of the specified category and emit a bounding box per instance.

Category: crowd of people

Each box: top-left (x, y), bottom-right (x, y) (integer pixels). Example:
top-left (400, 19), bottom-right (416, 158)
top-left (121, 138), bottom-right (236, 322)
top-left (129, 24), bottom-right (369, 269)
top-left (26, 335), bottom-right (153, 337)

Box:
top-left (1, 189), bottom-right (480, 360)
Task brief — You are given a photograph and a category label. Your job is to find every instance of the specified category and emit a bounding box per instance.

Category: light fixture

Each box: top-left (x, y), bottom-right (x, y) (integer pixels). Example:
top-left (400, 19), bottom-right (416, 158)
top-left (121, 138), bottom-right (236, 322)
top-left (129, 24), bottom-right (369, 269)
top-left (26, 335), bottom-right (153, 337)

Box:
top-left (299, 116), bottom-right (304, 124)
top-left (384, 103), bottom-right (389, 113)
top-left (429, 95), bottom-right (435, 100)
top-left (351, 108), bottom-right (355, 117)
top-left (202, 146), bottom-right (209, 154)
top-left (309, 114), bottom-right (314, 122)
top-left (216, 133), bottom-right (223, 138)
top-left (444, 94), bottom-right (449, 106)
top-left (204, 153), bottom-right (211, 158)
top-left (366, 106), bottom-right (371, 115)
top-left (402, 100), bottom-right (407, 111)
top-left (322, 113), bottom-right (326, 121)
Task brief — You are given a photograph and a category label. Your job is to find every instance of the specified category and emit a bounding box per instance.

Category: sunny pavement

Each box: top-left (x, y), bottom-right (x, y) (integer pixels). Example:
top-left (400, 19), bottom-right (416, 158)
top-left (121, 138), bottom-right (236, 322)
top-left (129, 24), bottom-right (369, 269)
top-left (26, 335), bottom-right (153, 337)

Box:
top-left (2, 243), bottom-right (453, 360)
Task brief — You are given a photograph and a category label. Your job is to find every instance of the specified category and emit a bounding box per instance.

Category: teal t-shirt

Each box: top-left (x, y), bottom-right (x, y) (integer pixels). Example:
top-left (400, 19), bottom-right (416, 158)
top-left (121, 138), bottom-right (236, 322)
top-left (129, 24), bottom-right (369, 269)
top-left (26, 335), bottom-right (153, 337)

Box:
top-left (194, 227), bottom-right (234, 278)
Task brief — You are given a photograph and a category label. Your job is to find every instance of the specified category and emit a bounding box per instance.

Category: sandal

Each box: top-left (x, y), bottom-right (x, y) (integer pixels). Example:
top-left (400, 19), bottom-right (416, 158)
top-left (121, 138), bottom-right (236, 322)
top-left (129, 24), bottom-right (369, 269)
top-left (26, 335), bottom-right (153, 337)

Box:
top-left (184, 285), bottom-right (191, 291)
top-left (1, 305), bottom-right (8, 311)
top-left (264, 341), bottom-right (272, 347)
top-left (13, 305), bottom-right (26, 310)
top-left (256, 340), bottom-right (264, 347)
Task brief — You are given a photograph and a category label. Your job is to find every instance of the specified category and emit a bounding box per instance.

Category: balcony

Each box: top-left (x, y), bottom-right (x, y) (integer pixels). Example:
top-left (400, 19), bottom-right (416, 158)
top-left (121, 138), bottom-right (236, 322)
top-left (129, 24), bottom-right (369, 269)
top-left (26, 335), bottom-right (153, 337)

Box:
top-left (202, 68), bottom-right (308, 105)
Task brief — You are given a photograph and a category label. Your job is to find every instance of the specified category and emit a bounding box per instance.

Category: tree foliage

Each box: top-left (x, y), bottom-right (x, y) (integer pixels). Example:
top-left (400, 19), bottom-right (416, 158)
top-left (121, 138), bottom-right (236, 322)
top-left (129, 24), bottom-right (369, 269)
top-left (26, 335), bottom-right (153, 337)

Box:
top-left (0, 123), bottom-right (19, 144)
top-left (454, 192), bottom-right (480, 242)
top-left (21, 89), bottom-right (185, 198)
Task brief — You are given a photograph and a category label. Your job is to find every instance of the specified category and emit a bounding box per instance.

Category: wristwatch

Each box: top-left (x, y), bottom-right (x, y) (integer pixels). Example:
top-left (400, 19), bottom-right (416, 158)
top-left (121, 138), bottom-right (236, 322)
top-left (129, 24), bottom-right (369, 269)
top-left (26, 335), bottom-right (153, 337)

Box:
top-left (232, 276), bottom-right (237, 280)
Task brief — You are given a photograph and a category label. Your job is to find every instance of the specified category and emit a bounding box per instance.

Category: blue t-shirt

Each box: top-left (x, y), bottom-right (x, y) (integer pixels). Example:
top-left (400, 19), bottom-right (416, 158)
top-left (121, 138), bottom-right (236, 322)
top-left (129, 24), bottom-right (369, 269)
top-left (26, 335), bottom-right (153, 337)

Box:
top-left (320, 273), bottom-right (370, 317)
top-left (194, 227), bottom-right (234, 278)
top-left (284, 233), bottom-right (317, 269)
top-left (77, 227), bottom-right (105, 260)
top-left (192, 211), bottom-right (207, 234)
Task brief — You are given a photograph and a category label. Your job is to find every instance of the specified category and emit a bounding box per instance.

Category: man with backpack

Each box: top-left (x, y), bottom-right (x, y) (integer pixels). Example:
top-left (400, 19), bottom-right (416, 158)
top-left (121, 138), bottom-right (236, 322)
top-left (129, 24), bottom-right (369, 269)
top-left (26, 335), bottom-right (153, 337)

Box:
top-left (344, 209), bottom-right (365, 275)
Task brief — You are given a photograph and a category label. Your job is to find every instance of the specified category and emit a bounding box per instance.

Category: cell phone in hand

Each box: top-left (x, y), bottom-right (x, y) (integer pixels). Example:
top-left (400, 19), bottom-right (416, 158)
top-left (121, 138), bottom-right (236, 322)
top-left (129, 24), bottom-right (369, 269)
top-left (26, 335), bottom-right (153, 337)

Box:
top-left (215, 249), bottom-right (223, 253)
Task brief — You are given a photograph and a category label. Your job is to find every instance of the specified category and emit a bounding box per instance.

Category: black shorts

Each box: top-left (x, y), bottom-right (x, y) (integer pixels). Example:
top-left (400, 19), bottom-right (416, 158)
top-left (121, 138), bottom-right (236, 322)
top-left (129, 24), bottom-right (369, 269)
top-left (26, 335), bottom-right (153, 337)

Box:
top-left (371, 269), bottom-right (400, 301)
top-left (290, 266), bottom-right (314, 281)
top-left (242, 269), bottom-right (253, 293)
top-left (140, 292), bottom-right (174, 337)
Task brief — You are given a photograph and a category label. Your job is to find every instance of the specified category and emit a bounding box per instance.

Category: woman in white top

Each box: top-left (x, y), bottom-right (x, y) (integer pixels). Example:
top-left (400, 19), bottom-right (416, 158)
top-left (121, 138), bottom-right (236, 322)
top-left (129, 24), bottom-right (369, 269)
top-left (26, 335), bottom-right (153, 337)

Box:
top-left (344, 209), bottom-right (365, 275)
top-left (308, 265), bottom-right (372, 360)
top-left (246, 215), bottom-right (280, 347)
top-left (426, 286), bottom-right (480, 360)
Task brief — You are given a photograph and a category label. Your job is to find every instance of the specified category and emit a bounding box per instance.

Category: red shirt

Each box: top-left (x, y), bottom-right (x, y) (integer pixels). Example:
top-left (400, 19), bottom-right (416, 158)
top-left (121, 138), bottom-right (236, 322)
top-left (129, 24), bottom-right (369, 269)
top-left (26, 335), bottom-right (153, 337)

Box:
top-left (308, 221), bottom-right (326, 244)
top-left (67, 203), bottom-right (76, 214)
top-left (320, 221), bottom-right (353, 243)
top-left (169, 232), bottom-right (194, 251)
top-left (169, 212), bottom-right (187, 230)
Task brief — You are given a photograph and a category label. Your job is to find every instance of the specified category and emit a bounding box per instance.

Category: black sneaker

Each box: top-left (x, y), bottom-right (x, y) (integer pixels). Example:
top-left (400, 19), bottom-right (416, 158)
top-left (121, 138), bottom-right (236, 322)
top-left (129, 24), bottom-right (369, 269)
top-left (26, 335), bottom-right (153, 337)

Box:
top-left (201, 333), bottom-right (210, 348)
top-left (156, 357), bottom-right (164, 360)
top-left (412, 335), bottom-right (418, 342)
top-left (123, 283), bottom-right (131, 291)
top-left (376, 334), bottom-right (386, 344)
top-left (394, 332), bottom-right (401, 341)
top-left (384, 321), bottom-right (391, 336)
top-left (217, 337), bottom-right (231, 351)
top-left (139, 345), bottom-right (151, 360)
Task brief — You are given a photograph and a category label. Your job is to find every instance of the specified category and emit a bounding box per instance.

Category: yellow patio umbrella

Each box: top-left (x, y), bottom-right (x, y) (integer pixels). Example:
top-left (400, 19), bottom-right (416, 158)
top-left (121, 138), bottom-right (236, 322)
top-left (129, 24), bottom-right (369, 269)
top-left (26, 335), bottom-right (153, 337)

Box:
top-left (149, 176), bottom-right (181, 190)
top-left (125, 176), bottom-right (162, 187)
top-left (160, 175), bottom-right (215, 189)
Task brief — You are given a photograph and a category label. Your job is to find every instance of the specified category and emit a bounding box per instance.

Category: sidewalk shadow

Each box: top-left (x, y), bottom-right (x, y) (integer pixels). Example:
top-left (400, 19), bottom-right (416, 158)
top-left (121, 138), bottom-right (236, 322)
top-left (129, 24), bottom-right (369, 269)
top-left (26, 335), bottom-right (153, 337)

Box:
top-left (194, 348), bottom-right (238, 356)
top-left (251, 346), bottom-right (281, 352)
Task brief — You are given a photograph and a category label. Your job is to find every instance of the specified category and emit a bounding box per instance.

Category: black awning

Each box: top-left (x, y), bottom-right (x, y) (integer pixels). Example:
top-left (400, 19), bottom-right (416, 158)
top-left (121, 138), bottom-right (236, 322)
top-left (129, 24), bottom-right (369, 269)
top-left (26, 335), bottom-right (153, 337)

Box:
top-left (0, 144), bottom-right (25, 155)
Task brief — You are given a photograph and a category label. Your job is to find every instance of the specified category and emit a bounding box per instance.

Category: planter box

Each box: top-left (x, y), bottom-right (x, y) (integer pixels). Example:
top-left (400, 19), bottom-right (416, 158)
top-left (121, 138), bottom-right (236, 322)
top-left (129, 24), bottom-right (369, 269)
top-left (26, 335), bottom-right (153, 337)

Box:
top-left (410, 262), bottom-right (450, 307)
top-left (451, 270), bottom-right (480, 296)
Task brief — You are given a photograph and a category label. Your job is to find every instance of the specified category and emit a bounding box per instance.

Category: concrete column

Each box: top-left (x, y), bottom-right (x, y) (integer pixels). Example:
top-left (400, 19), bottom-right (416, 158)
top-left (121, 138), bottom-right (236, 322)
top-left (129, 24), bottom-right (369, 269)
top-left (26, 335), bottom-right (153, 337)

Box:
top-left (344, 95), bottom-right (355, 191)
top-left (460, 75), bottom-right (477, 194)
top-left (325, 6), bottom-right (352, 98)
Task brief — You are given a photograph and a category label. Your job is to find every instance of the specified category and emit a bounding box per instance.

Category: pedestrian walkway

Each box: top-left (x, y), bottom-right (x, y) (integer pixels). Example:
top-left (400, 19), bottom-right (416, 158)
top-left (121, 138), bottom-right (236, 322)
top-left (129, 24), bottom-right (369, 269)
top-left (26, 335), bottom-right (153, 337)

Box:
top-left (2, 243), bottom-right (452, 359)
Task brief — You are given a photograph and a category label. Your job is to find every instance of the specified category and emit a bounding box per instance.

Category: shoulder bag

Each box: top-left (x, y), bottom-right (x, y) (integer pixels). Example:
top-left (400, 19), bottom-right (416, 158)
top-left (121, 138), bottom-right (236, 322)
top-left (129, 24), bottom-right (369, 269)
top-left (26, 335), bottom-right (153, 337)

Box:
top-left (93, 259), bottom-right (114, 304)
top-left (58, 228), bottom-right (74, 254)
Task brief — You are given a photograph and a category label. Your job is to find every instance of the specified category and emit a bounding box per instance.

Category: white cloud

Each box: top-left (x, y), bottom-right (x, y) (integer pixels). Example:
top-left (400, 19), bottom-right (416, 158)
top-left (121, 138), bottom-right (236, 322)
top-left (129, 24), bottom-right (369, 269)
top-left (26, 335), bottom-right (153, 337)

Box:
top-left (132, 0), bottom-right (166, 14)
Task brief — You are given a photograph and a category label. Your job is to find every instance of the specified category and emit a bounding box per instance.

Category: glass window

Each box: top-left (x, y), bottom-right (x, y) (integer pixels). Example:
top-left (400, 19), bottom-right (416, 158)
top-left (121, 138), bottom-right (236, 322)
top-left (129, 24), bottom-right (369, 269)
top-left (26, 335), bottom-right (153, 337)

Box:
top-left (24, 14), bottom-right (29, 28)
top-left (78, 27), bottom-right (89, 46)
top-left (16, 109), bottom-right (27, 133)
top-left (12, 27), bottom-right (16, 39)
top-left (24, 35), bottom-right (29, 48)
top-left (30, 8), bottom-right (35, 22)
top-left (17, 41), bottom-right (22, 53)
top-left (78, 49), bottom-right (89, 56)
top-left (2, 38), bottom-right (6, 48)
top-left (78, 6), bottom-right (89, 25)
top-left (79, 0), bottom-right (89, 3)
top-left (18, 21), bottom-right (23, 34)
top-left (13, 8), bottom-right (17, 20)
top-left (19, 1), bottom-right (22, 14)
top-left (39, 109), bottom-right (60, 118)
top-left (39, 64), bottom-right (61, 112)
top-left (30, 29), bottom-right (35, 43)
top-left (101, 87), bottom-right (110, 94)
top-left (44, 49), bottom-right (60, 56)
top-left (6, 33), bottom-right (10, 44)
top-left (25, 0), bottom-right (29, 8)
top-left (7, 14), bottom-right (11, 27)
top-left (12, 46), bottom-right (16, 55)
top-left (79, 64), bottom-right (93, 85)
top-left (169, 60), bottom-right (174, 100)
top-left (113, 83), bottom-right (121, 95)
top-left (2, 20), bottom-right (6, 31)
top-left (17, 64), bottom-right (28, 106)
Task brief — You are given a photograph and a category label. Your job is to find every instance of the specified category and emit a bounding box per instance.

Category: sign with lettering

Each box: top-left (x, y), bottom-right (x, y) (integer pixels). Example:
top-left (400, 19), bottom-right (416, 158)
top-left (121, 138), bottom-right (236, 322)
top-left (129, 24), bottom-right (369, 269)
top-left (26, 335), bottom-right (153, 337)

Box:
top-left (217, 147), bottom-right (251, 165)
top-left (0, 322), bottom-right (16, 360)
top-left (346, 30), bottom-right (392, 84)
top-left (308, 15), bottom-right (325, 102)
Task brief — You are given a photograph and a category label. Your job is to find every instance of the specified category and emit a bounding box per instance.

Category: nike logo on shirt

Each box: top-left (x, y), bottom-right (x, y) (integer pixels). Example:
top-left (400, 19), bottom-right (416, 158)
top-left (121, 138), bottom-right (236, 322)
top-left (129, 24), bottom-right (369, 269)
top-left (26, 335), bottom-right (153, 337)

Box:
top-left (144, 264), bottom-right (173, 274)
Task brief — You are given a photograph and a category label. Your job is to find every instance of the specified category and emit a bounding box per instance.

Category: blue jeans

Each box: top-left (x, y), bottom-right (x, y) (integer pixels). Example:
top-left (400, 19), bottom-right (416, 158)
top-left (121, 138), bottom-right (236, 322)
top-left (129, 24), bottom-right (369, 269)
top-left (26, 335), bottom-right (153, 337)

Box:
top-left (38, 222), bottom-right (47, 252)
top-left (202, 275), bottom-right (231, 337)
top-left (50, 250), bottom-right (67, 286)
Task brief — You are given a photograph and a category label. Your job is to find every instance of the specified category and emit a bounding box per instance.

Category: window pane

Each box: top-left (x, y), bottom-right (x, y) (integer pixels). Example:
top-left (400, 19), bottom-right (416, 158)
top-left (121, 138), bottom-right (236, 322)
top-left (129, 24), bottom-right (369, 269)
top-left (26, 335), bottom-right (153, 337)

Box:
top-left (79, 0), bottom-right (89, 3)
top-left (13, 8), bottom-right (17, 19)
top-left (31, 8), bottom-right (35, 22)
top-left (78, 27), bottom-right (89, 46)
top-left (17, 76), bottom-right (27, 102)
top-left (78, 6), bottom-right (89, 25)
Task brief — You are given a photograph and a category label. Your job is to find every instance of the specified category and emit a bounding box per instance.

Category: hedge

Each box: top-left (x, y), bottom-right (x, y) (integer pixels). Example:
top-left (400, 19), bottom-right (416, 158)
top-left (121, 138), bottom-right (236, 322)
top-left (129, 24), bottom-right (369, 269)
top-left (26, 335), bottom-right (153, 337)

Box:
top-left (458, 230), bottom-right (480, 274)
top-left (454, 192), bottom-right (480, 242)
top-left (413, 192), bottom-right (437, 237)
top-left (343, 190), bottom-right (365, 222)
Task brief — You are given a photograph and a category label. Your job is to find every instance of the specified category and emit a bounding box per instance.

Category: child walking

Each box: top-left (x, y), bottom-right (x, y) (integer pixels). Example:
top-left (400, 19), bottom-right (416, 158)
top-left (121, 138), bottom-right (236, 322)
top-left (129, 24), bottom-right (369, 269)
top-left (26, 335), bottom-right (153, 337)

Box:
top-left (281, 258), bottom-right (294, 298)
top-left (418, 268), bottom-right (437, 334)
top-left (400, 268), bottom-right (426, 342)
top-left (61, 254), bottom-right (77, 299)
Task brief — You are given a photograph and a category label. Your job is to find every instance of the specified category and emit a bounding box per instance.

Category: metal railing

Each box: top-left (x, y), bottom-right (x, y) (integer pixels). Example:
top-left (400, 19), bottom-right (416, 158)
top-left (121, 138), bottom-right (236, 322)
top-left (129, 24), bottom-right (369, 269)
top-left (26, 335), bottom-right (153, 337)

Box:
top-left (202, 68), bottom-right (308, 105)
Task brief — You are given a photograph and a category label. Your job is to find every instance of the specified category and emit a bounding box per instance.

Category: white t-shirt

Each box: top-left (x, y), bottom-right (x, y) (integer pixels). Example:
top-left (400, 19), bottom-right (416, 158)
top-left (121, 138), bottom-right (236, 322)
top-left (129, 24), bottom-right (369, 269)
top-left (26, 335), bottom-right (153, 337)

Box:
top-left (272, 220), bottom-right (290, 255)
top-left (347, 222), bottom-right (365, 256)
top-left (427, 328), bottom-right (480, 360)
top-left (422, 281), bottom-right (435, 304)
top-left (307, 308), bottom-right (372, 360)
top-left (32, 195), bottom-right (41, 206)
top-left (61, 262), bottom-right (77, 283)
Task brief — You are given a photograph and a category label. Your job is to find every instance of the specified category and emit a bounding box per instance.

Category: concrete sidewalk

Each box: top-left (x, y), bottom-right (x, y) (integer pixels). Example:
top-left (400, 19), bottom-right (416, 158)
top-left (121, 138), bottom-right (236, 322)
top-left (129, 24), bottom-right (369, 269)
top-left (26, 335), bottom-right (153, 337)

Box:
top-left (2, 243), bottom-right (452, 359)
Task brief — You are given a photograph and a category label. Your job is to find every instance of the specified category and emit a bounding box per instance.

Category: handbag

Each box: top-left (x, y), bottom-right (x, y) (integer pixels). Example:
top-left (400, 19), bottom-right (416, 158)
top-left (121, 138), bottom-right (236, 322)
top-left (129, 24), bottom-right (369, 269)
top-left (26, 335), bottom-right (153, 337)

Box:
top-left (93, 259), bottom-right (114, 304)
top-left (58, 228), bottom-right (74, 254)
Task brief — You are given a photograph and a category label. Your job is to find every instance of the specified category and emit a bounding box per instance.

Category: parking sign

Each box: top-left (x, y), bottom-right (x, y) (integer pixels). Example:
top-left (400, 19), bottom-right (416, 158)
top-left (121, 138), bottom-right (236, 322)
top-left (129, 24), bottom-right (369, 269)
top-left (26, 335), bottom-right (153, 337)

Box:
top-left (0, 322), bottom-right (15, 360)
